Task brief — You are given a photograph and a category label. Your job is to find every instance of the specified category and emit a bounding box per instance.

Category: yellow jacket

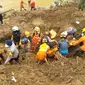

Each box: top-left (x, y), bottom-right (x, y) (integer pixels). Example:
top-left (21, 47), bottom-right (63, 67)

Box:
top-left (39, 43), bottom-right (50, 52)
top-left (72, 36), bottom-right (85, 51)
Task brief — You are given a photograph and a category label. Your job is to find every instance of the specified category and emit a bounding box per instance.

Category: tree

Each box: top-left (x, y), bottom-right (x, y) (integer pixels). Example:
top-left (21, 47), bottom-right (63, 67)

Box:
top-left (78, 0), bottom-right (85, 10)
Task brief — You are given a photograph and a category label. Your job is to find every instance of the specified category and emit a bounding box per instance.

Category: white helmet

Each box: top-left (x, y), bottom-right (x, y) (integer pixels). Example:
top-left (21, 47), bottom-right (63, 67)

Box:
top-left (34, 26), bottom-right (40, 33)
top-left (12, 26), bottom-right (19, 31)
top-left (60, 31), bottom-right (68, 38)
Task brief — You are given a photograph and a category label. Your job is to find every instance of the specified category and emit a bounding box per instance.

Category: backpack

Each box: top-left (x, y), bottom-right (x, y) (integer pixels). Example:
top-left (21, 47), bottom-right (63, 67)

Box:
top-left (13, 30), bottom-right (21, 42)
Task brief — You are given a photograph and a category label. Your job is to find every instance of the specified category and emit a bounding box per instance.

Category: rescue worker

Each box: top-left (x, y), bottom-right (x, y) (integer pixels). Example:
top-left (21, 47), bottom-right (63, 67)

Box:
top-left (20, 0), bottom-right (26, 11)
top-left (36, 38), bottom-right (50, 64)
top-left (47, 45), bottom-right (58, 60)
top-left (31, 26), bottom-right (42, 51)
top-left (4, 40), bottom-right (19, 64)
top-left (66, 27), bottom-right (77, 40)
top-left (11, 26), bottom-right (21, 48)
top-left (58, 31), bottom-right (69, 56)
top-left (70, 28), bottom-right (85, 56)
top-left (21, 37), bottom-right (31, 53)
top-left (30, 0), bottom-right (36, 10)
top-left (42, 31), bottom-right (57, 48)
top-left (24, 31), bottom-right (32, 43)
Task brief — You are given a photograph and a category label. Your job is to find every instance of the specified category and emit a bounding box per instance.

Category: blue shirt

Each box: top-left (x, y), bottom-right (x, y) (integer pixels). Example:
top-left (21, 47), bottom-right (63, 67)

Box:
top-left (58, 39), bottom-right (68, 55)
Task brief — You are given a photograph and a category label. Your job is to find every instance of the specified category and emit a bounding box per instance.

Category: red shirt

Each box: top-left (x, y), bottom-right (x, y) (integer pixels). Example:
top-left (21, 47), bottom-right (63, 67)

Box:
top-left (30, 1), bottom-right (35, 7)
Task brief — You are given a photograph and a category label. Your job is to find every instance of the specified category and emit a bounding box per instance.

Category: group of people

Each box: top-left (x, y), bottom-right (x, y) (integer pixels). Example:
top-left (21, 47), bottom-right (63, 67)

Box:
top-left (1, 25), bottom-right (85, 64)
top-left (20, 0), bottom-right (36, 11)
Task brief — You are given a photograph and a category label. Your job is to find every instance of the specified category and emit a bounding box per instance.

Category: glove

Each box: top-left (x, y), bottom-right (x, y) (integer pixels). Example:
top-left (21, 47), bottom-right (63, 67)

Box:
top-left (9, 52), bottom-right (13, 57)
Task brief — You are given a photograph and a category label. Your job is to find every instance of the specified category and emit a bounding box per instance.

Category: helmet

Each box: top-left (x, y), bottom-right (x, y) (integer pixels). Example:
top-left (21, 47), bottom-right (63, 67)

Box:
top-left (12, 26), bottom-right (19, 31)
top-left (60, 31), bottom-right (68, 38)
top-left (42, 38), bottom-right (48, 43)
top-left (34, 26), bottom-right (40, 33)
top-left (82, 28), bottom-right (85, 33)
top-left (5, 40), bottom-right (12, 47)
top-left (49, 29), bottom-right (57, 39)
top-left (21, 38), bottom-right (28, 44)
top-left (24, 31), bottom-right (30, 37)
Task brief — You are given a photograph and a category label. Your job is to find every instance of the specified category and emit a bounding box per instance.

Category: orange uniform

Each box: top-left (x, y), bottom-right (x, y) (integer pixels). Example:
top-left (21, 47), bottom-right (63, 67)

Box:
top-left (20, 1), bottom-right (25, 7)
top-left (36, 43), bottom-right (50, 61)
top-left (72, 36), bottom-right (85, 51)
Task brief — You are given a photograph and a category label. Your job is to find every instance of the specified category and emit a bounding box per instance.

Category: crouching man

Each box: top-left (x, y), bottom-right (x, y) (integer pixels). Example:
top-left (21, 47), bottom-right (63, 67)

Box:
top-left (4, 40), bottom-right (19, 64)
top-left (36, 38), bottom-right (50, 64)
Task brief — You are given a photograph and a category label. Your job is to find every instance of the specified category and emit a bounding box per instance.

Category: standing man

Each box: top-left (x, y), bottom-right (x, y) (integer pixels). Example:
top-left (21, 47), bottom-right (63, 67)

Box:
top-left (20, 0), bottom-right (26, 11)
top-left (30, 0), bottom-right (36, 10)
top-left (0, 5), bottom-right (3, 24)
top-left (0, 14), bottom-right (3, 24)
top-left (5, 40), bottom-right (19, 64)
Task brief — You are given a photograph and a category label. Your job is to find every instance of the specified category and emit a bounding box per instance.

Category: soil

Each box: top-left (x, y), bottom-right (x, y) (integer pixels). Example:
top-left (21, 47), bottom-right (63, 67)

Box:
top-left (0, 3), bottom-right (85, 85)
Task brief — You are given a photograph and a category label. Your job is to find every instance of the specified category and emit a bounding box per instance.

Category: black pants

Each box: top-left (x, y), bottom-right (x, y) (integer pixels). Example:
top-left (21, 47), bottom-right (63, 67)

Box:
top-left (31, 6), bottom-right (36, 10)
top-left (0, 14), bottom-right (3, 24)
top-left (9, 55), bottom-right (19, 63)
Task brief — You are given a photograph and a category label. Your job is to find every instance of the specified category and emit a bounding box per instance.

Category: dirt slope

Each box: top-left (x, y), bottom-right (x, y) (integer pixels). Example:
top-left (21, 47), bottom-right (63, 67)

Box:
top-left (0, 4), bottom-right (85, 85)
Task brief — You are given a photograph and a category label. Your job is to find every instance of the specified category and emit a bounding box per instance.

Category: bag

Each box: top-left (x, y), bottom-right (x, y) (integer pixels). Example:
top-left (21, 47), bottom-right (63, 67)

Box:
top-left (13, 30), bottom-right (21, 42)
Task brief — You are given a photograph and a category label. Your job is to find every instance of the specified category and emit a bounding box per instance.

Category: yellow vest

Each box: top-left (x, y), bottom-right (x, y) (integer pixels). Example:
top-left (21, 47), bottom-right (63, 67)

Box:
top-left (39, 43), bottom-right (50, 52)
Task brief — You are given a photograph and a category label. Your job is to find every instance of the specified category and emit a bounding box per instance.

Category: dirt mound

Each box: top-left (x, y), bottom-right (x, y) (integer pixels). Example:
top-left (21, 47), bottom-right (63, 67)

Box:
top-left (1, 4), bottom-right (85, 85)
top-left (1, 4), bottom-right (85, 40)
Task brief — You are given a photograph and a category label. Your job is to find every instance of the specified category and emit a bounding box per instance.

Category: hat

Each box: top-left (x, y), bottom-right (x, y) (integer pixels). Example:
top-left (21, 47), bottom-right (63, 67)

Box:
top-left (24, 31), bottom-right (30, 37)
top-left (34, 26), bottom-right (40, 33)
top-left (50, 29), bottom-right (57, 39)
top-left (12, 26), bottom-right (19, 31)
top-left (5, 40), bottom-right (12, 47)
top-left (60, 31), bottom-right (68, 38)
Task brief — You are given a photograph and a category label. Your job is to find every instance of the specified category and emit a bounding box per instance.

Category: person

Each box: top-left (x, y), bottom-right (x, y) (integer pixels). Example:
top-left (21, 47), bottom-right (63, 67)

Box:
top-left (4, 40), bottom-right (19, 64)
top-left (65, 27), bottom-right (77, 40)
top-left (28, 0), bottom-right (31, 5)
top-left (24, 31), bottom-right (32, 43)
top-left (58, 31), bottom-right (69, 56)
top-left (42, 31), bottom-right (57, 48)
top-left (30, 0), bottom-right (36, 10)
top-left (0, 14), bottom-right (3, 24)
top-left (11, 26), bottom-right (22, 48)
top-left (31, 26), bottom-right (42, 51)
top-left (21, 37), bottom-right (31, 53)
top-left (0, 5), bottom-right (3, 24)
top-left (47, 45), bottom-right (58, 60)
top-left (0, 47), bottom-right (5, 63)
top-left (20, 0), bottom-right (26, 11)
top-left (70, 28), bottom-right (85, 56)
top-left (36, 38), bottom-right (50, 64)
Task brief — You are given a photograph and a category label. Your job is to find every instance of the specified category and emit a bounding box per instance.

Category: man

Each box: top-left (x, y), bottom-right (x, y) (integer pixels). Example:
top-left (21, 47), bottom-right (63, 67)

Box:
top-left (20, 0), bottom-right (26, 11)
top-left (36, 38), bottom-right (50, 64)
top-left (11, 26), bottom-right (21, 48)
top-left (0, 14), bottom-right (3, 24)
top-left (58, 31), bottom-right (69, 56)
top-left (70, 28), bottom-right (85, 56)
top-left (30, 0), bottom-right (36, 10)
top-left (5, 40), bottom-right (19, 64)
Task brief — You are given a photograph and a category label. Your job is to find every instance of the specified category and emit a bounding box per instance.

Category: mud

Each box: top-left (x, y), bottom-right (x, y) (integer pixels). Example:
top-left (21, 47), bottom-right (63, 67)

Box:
top-left (0, 3), bottom-right (85, 85)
